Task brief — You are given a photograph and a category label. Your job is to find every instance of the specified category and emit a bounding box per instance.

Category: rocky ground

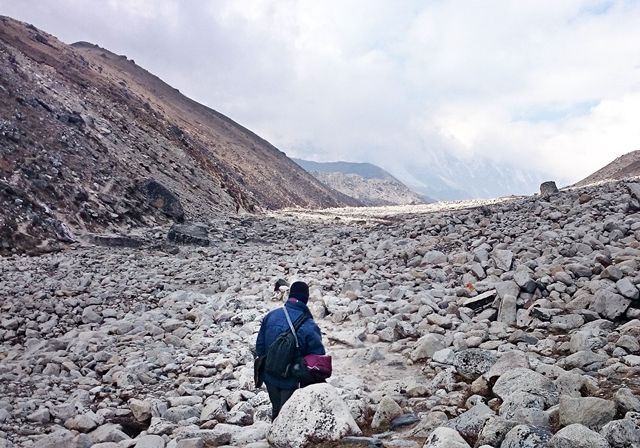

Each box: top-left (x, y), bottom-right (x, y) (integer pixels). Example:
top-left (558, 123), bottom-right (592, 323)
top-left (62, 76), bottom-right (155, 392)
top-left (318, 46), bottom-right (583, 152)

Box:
top-left (1, 179), bottom-right (640, 448)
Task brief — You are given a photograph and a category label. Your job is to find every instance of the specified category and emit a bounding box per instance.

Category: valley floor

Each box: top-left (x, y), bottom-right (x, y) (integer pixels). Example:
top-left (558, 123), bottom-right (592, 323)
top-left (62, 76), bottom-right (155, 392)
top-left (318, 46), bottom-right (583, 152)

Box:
top-left (1, 179), bottom-right (640, 447)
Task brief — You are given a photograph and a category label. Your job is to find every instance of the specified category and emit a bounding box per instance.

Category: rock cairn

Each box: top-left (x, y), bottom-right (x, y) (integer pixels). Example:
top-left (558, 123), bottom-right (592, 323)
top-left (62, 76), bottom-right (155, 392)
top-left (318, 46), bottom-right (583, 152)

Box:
top-left (1, 179), bottom-right (640, 447)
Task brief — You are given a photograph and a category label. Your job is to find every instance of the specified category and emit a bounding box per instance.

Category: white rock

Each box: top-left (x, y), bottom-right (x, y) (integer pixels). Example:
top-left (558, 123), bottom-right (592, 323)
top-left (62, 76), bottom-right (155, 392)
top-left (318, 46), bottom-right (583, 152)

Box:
top-left (135, 435), bottom-right (165, 448)
top-left (411, 334), bottom-right (446, 361)
top-left (267, 384), bottom-right (361, 448)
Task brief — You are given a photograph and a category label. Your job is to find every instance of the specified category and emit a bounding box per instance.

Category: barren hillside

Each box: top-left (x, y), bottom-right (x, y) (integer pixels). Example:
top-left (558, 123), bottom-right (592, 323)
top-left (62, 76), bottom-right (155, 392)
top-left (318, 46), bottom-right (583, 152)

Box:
top-left (0, 17), bottom-right (357, 254)
top-left (574, 150), bottom-right (640, 187)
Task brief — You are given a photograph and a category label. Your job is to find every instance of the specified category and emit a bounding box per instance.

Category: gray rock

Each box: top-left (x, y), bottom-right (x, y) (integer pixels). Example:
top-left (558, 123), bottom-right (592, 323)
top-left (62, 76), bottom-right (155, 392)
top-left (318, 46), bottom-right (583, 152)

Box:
top-left (500, 391), bottom-right (545, 421)
top-left (445, 403), bottom-right (494, 445)
top-left (82, 307), bottom-right (103, 324)
top-left (163, 406), bottom-right (199, 423)
top-left (616, 278), bottom-right (639, 300)
top-left (493, 368), bottom-right (558, 407)
top-left (130, 399), bottom-right (152, 422)
top-left (200, 398), bottom-right (227, 422)
top-left (28, 407), bottom-right (50, 423)
top-left (540, 181), bottom-right (559, 198)
top-left (371, 397), bottom-right (403, 429)
top-left (502, 424), bottom-right (552, 448)
top-left (422, 427), bottom-right (471, 448)
top-left (498, 295), bottom-right (517, 326)
top-left (600, 418), bottom-right (640, 447)
top-left (475, 416), bottom-right (518, 447)
top-left (135, 435), bottom-right (165, 448)
top-left (409, 411), bottom-right (449, 438)
top-left (37, 429), bottom-right (85, 448)
top-left (549, 423), bottom-right (609, 448)
top-left (176, 439), bottom-right (204, 448)
top-left (561, 350), bottom-right (608, 371)
top-left (137, 179), bottom-right (184, 223)
top-left (453, 349), bottom-right (496, 380)
top-left (554, 372), bottom-right (587, 398)
top-left (493, 249), bottom-right (514, 271)
top-left (614, 388), bottom-right (640, 413)
top-left (559, 397), bottom-right (617, 431)
top-left (616, 335), bottom-right (640, 353)
top-left (89, 424), bottom-right (131, 444)
top-left (65, 414), bottom-right (99, 432)
top-left (423, 251), bottom-right (448, 266)
top-left (167, 223), bottom-right (209, 246)
top-left (590, 290), bottom-right (631, 320)
top-left (484, 350), bottom-right (530, 382)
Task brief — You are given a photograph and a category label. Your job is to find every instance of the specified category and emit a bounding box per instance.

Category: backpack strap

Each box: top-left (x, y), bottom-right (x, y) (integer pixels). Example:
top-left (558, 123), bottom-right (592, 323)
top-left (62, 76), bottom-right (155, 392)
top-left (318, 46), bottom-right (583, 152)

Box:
top-left (283, 307), bottom-right (299, 348)
top-left (283, 307), bottom-right (310, 349)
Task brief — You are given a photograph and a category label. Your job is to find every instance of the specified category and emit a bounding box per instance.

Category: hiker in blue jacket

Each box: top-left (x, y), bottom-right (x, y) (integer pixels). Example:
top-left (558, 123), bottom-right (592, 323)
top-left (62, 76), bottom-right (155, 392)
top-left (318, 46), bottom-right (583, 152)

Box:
top-left (255, 281), bottom-right (325, 420)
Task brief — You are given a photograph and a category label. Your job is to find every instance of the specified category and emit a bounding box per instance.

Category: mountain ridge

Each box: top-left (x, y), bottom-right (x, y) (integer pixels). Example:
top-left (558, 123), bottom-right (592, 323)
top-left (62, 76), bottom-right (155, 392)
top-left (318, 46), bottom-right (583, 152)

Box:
top-left (294, 158), bottom-right (428, 206)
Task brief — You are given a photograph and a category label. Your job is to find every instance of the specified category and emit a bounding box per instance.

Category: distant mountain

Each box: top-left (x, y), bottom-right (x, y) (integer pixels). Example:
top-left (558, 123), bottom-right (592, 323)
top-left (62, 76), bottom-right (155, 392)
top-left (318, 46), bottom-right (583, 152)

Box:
top-left (573, 150), bottom-right (640, 187)
top-left (398, 150), bottom-right (543, 200)
top-left (0, 16), bottom-right (358, 254)
top-left (294, 159), bottom-right (428, 206)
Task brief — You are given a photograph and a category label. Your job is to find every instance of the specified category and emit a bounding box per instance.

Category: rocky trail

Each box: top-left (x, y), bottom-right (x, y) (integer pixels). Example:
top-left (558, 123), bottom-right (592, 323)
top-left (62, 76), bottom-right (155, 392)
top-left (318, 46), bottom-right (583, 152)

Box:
top-left (1, 179), bottom-right (640, 447)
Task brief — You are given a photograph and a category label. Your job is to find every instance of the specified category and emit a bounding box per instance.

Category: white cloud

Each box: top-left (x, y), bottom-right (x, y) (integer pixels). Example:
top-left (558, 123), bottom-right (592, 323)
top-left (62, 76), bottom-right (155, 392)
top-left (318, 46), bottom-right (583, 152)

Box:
top-left (2, 0), bottom-right (640, 189)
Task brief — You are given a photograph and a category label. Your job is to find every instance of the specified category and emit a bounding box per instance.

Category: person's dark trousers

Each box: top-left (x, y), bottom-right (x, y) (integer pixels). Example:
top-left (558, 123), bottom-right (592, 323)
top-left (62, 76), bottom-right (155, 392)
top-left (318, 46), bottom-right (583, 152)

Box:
top-left (266, 382), bottom-right (296, 420)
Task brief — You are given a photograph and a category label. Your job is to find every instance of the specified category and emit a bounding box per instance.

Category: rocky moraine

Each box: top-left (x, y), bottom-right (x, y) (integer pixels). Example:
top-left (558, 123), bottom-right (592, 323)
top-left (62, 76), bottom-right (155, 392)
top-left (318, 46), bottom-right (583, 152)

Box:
top-left (1, 179), bottom-right (640, 448)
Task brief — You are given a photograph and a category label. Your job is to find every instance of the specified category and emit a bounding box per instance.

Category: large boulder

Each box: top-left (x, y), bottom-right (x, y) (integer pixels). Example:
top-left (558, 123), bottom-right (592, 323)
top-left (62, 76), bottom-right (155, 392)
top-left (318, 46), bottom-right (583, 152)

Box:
top-left (422, 427), bottom-right (471, 448)
top-left (267, 384), bottom-right (361, 448)
top-left (167, 223), bottom-right (210, 246)
top-left (137, 179), bottom-right (184, 222)
top-left (493, 368), bottom-right (558, 407)
top-left (540, 181), bottom-right (559, 198)
top-left (559, 397), bottom-right (617, 431)
top-left (549, 424), bottom-right (608, 448)
top-left (138, 179), bottom-right (184, 223)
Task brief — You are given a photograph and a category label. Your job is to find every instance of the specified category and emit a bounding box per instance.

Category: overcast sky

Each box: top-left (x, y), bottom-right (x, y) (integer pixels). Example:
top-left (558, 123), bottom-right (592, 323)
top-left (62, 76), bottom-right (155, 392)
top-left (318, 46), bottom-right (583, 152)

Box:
top-left (3, 0), bottom-right (640, 187)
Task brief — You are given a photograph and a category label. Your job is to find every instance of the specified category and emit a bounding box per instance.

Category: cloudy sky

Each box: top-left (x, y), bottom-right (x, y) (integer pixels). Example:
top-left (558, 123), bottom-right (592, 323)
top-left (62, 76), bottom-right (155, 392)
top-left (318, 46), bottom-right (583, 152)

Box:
top-left (3, 0), bottom-right (640, 191)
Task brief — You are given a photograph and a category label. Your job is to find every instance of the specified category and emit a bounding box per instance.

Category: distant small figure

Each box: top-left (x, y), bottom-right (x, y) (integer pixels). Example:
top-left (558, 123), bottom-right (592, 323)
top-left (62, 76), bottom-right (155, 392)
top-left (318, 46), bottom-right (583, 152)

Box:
top-left (272, 278), bottom-right (289, 301)
top-left (255, 281), bottom-right (329, 420)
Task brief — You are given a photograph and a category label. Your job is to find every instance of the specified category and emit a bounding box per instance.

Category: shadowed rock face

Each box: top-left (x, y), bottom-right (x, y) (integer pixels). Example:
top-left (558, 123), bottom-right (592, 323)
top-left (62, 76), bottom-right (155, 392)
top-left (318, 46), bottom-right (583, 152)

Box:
top-left (0, 16), bottom-right (358, 254)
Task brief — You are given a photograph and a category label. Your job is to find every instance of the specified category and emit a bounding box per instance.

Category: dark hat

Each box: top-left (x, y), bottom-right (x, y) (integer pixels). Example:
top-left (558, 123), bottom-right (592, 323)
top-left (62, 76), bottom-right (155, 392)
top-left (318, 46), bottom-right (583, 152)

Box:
top-left (289, 281), bottom-right (309, 303)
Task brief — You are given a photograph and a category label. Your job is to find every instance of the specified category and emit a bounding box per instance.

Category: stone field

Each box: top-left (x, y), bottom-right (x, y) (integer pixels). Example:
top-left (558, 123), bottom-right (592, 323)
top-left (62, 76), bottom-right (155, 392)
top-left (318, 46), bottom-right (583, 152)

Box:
top-left (1, 179), bottom-right (640, 447)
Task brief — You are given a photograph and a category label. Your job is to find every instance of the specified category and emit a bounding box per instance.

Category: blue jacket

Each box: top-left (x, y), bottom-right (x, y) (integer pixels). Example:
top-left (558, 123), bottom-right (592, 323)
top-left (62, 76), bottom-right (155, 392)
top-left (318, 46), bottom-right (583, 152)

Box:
top-left (256, 299), bottom-right (325, 389)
